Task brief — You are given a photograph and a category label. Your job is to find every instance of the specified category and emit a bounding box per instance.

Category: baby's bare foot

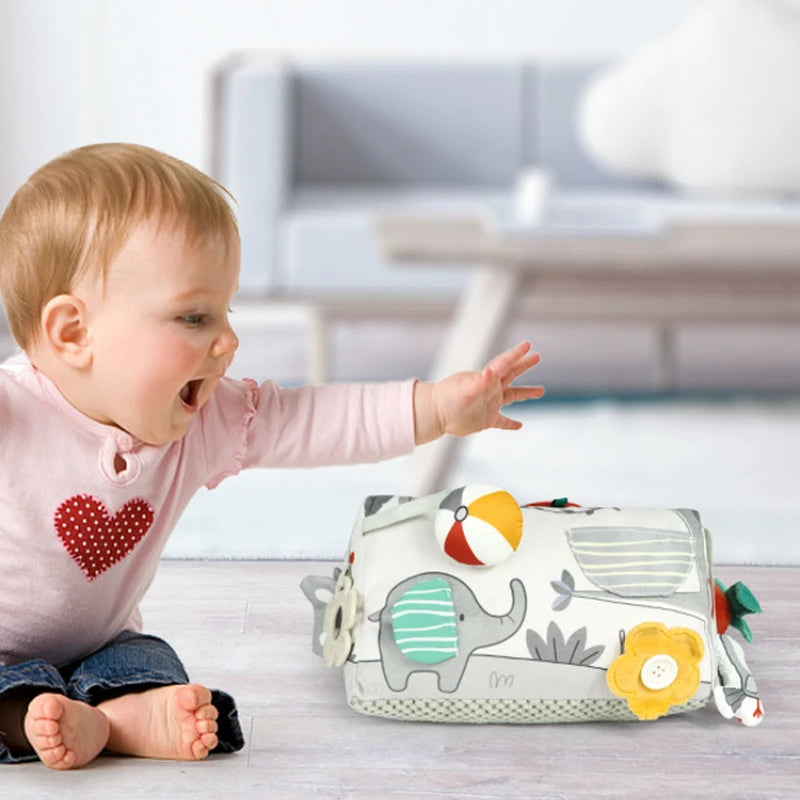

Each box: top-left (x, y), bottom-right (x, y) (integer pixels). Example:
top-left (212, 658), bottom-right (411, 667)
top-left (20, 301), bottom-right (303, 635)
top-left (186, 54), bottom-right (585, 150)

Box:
top-left (24, 693), bottom-right (110, 770)
top-left (98, 684), bottom-right (218, 760)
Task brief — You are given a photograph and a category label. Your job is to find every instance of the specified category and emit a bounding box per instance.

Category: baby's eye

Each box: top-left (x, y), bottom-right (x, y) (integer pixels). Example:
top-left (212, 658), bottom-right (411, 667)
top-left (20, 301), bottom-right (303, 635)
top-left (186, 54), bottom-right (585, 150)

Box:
top-left (179, 313), bottom-right (207, 327)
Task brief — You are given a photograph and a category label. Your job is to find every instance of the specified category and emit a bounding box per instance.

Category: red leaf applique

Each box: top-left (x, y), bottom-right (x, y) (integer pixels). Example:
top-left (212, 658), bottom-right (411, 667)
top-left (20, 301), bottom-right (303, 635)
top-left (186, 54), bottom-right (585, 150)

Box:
top-left (54, 494), bottom-right (155, 581)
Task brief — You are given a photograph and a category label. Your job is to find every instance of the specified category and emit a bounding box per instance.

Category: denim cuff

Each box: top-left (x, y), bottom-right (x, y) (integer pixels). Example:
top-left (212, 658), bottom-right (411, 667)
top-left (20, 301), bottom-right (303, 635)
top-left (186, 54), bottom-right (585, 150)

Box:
top-left (0, 660), bottom-right (66, 764)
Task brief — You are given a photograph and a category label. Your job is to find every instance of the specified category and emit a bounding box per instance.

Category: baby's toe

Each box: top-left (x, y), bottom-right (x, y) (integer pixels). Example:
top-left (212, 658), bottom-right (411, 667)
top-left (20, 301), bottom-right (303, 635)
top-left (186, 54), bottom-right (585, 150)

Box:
top-left (196, 703), bottom-right (218, 721)
top-left (41, 744), bottom-right (75, 770)
top-left (196, 718), bottom-right (217, 735)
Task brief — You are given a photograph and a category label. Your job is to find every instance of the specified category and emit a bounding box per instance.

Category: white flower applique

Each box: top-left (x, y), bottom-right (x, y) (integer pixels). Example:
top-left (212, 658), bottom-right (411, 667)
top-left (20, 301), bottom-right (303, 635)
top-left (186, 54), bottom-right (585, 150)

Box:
top-left (322, 569), bottom-right (358, 667)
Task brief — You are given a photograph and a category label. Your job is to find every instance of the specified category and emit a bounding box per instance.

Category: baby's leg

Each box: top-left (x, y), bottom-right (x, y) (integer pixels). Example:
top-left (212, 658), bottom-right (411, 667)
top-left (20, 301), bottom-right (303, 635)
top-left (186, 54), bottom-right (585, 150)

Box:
top-left (98, 684), bottom-right (218, 760)
top-left (23, 694), bottom-right (110, 770)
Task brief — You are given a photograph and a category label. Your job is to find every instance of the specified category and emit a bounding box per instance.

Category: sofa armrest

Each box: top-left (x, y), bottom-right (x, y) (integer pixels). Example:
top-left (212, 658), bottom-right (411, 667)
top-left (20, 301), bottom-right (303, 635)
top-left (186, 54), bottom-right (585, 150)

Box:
top-left (211, 52), bottom-right (292, 293)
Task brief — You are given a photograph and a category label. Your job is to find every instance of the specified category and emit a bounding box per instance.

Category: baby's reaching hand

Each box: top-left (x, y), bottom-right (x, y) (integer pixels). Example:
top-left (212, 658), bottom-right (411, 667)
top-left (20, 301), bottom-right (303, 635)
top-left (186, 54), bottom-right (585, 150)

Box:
top-left (414, 341), bottom-right (544, 445)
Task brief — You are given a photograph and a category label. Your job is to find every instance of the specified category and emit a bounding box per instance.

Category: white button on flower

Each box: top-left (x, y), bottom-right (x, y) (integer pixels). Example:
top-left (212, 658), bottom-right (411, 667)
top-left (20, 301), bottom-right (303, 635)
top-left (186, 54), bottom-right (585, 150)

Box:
top-left (322, 570), bottom-right (358, 667)
top-left (640, 654), bottom-right (679, 690)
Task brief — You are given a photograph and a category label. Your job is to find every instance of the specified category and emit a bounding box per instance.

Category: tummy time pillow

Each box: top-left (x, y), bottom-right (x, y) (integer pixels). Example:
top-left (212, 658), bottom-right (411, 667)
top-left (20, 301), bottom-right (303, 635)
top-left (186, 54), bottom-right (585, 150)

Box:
top-left (303, 486), bottom-right (764, 726)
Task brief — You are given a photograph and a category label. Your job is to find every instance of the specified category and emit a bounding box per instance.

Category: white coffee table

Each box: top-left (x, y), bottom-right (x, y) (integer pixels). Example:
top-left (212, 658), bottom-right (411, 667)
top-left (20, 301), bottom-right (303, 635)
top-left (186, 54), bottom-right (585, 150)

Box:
top-left (376, 204), bottom-right (800, 495)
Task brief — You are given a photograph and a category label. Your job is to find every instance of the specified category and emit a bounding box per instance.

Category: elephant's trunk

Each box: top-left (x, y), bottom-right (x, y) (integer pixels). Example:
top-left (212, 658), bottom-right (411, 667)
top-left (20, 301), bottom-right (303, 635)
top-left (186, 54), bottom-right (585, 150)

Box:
top-left (488, 578), bottom-right (527, 643)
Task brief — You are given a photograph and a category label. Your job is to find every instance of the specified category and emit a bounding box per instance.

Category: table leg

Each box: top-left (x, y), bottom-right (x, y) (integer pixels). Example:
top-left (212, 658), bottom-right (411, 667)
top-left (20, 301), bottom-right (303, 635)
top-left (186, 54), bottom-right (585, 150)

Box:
top-left (409, 266), bottom-right (521, 496)
top-left (655, 325), bottom-right (678, 392)
top-left (306, 306), bottom-right (329, 384)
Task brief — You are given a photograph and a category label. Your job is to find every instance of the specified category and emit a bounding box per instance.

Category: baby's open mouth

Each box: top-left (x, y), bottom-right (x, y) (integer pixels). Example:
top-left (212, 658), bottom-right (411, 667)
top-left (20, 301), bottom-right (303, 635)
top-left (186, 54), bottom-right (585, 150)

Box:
top-left (179, 379), bottom-right (203, 409)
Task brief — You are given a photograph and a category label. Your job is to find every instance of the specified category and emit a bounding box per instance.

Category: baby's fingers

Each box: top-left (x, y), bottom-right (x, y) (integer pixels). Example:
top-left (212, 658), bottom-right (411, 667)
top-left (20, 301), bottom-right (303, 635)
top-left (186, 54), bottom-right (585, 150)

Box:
top-left (485, 341), bottom-right (532, 376)
top-left (504, 352), bottom-right (542, 386)
top-left (493, 413), bottom-right (524, 430)
top-left (503, 385), bottom-right (545, 405)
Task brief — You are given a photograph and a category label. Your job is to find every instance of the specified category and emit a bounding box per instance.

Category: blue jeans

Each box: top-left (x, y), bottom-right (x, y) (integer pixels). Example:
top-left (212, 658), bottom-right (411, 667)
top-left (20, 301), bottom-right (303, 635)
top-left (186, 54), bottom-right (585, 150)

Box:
top-left (0, 630), bottom-right (244, 763)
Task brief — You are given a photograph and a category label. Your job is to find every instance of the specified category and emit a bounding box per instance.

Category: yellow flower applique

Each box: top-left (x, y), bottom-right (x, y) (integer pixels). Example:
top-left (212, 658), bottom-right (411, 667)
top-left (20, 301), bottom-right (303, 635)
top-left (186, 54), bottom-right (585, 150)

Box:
top-left (607, 622), bottom-right (705, 720)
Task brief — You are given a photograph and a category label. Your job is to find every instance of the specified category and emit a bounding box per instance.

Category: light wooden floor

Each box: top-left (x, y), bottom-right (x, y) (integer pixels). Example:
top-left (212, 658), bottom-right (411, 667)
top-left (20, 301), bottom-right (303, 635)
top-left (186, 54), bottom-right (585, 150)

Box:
top-left (3, 561), bottom-right (798, 799)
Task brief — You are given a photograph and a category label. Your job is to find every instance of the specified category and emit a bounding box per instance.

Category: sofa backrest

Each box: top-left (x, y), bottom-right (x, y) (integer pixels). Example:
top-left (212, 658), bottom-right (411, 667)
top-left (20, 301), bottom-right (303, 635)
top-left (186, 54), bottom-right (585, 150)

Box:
top-left (536, 61), bottom-right (645, 189)
top-left (293, 63), bottom-right (529, 188)
top-left (290, 60), bottom-right (647, 191)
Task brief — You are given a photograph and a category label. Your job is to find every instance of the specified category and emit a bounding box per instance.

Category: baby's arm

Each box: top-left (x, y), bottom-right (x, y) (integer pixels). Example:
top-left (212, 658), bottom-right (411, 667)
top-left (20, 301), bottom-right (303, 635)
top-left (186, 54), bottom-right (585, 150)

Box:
top-left (199, 341), bottom-right (542, 479)
top-left (413, 341), bottom-right (543, 445)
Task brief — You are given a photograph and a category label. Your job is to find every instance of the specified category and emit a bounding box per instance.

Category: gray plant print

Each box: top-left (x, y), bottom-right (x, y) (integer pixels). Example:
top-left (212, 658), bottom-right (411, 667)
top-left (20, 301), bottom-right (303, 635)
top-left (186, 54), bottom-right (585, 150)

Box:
top-left (526, 621), bottom-right (605, 666)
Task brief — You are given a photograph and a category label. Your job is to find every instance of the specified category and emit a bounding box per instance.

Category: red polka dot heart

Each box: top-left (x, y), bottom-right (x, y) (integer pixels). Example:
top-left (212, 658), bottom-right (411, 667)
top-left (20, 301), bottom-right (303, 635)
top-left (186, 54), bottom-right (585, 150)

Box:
top-left (54, 494), bottom-right (155, 581)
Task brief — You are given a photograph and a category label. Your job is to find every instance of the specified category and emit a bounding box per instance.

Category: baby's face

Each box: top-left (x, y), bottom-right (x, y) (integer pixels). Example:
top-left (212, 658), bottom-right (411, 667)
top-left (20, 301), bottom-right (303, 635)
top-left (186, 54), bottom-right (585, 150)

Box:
top-left (73, 219), bottom-right (240, 444)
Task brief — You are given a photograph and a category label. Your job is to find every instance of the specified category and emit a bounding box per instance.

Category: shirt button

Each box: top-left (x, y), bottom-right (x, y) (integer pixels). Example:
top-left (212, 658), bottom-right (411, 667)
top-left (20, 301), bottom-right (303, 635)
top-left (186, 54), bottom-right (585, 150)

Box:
top-left (640, 654), bottom-right (679, 690)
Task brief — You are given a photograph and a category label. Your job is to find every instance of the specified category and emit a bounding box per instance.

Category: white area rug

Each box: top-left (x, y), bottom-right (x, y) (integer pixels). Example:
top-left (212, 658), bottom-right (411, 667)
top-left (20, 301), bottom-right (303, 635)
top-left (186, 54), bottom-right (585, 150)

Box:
top-left (167, 397), bottom-right (800, 565)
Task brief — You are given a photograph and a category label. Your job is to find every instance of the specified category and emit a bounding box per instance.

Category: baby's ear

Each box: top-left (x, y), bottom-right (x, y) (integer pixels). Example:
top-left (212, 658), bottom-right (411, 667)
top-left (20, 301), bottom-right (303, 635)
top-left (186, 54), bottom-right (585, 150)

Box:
top-left (40, 294), bottom-right (92, 368)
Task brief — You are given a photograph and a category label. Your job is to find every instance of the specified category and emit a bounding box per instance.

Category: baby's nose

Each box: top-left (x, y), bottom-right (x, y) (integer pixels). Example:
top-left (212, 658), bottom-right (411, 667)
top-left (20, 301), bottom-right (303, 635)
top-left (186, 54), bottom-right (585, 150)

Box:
top-left (212, 327), bottom-right (239, 360)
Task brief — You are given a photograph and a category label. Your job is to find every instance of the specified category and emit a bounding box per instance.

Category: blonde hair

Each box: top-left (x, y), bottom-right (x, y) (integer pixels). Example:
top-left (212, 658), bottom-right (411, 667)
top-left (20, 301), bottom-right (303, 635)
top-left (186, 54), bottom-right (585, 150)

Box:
top-left (0, 142), bottom-right (239, 349)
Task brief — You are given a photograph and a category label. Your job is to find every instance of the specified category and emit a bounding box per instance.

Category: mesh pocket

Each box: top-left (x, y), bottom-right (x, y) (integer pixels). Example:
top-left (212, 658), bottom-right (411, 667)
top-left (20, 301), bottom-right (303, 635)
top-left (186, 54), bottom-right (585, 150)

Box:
top-left (348, 696), bottom-right (709, 723)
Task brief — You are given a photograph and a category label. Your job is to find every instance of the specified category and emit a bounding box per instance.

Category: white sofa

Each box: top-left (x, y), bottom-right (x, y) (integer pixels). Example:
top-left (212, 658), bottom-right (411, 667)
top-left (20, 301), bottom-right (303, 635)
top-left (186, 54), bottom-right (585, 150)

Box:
top-left (211, 56), bottom-right (646, 294)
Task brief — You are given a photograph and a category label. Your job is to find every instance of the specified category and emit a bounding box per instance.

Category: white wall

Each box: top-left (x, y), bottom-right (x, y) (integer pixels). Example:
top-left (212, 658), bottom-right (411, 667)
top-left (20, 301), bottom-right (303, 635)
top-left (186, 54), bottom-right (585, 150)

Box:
top-left (0, 0), bottom-right (100, 207)
top-left (0, 0), bottom-right (699, 210)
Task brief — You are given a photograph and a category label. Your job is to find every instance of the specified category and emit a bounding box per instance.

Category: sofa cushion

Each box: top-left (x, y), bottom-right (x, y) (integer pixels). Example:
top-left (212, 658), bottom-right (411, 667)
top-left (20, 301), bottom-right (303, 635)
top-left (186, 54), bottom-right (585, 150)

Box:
top-left (280, 188), bottom-right (509, 295)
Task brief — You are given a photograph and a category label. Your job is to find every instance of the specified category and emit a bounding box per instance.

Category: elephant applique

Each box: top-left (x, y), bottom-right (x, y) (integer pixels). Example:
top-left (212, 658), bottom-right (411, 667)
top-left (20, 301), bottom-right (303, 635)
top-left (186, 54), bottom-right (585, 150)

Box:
top-left (368, 572), bottom-right (527, 693)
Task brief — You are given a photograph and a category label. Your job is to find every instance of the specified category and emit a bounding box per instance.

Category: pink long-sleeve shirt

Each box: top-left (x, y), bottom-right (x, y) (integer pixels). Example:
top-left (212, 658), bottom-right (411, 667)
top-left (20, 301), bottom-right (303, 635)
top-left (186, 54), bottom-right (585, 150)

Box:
top-left (0, 354), bottom-right (416, 667)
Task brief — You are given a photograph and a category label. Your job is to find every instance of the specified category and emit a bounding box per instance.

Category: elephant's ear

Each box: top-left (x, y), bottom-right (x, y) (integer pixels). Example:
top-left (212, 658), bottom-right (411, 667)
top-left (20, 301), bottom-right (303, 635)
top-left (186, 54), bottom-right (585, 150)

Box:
top-left (390, 578), bottom-right (459, 664)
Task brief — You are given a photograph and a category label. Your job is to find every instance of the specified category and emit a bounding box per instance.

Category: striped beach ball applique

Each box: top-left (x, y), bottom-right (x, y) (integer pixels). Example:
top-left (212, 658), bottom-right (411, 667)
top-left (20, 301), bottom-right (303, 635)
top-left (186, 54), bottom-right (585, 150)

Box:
top-left (434, 485), bottom-right (523, 567)
top-left (390, 578), bottom-right (459, 664)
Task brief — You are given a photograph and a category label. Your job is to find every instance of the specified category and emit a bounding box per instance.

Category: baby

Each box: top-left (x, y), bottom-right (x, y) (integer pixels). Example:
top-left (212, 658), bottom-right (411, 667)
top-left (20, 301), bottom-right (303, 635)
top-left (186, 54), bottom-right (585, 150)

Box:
top-left (0, 143), bottom-right (543, 770)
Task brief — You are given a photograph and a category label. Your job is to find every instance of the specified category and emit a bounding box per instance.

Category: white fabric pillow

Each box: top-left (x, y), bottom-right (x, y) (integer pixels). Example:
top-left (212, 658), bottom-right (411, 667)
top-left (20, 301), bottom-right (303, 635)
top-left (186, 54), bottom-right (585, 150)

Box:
top-left (578, 0), bottom-right (800, 194)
